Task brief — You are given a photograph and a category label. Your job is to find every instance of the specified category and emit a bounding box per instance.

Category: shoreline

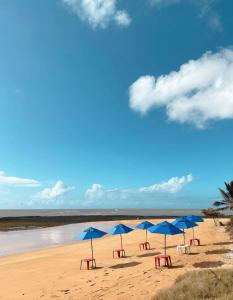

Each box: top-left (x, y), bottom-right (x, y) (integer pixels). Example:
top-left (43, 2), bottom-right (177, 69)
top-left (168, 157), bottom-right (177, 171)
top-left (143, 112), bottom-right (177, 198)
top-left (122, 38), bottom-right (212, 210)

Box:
top-left (0, 214), bottom-right (230, 231)
top-left (0, 214), bottom-right (198, 231)
top-left (0, 218), bottom-right (231, 300)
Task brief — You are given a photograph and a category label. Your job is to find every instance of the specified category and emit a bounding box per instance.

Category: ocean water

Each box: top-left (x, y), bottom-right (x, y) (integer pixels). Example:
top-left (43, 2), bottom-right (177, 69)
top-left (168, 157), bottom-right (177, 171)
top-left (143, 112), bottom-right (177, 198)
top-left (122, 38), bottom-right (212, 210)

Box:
top-left (0, 221), bottom-right (128, 256)
top-left (0, 209), bottom-right (203, 256)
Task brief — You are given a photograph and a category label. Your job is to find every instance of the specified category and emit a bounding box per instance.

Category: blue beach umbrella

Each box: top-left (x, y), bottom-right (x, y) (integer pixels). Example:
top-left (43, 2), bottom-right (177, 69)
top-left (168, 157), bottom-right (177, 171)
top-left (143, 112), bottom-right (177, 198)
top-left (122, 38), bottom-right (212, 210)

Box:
top-left (136, 221), bottom-right (154, 242)
top-left (186, 215), bottom-right (204, 223)
top-left (75, 227), bottom-right (107, 260)
top-left (172, 218), bottom-right (197, 244)
top-left (108, 224), bottom-right (133, 249)
top-left (148, 221), bottom-right (183, 255)
top-left (185, 215), bottom-right (204, 239)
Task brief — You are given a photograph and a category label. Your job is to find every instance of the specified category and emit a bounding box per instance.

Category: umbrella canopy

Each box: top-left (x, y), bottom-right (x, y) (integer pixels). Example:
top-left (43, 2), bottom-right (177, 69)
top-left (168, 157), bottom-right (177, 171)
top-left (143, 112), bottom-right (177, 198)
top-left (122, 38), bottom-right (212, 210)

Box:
top-left (136, 220), bottom-right (154, 230)
top-left (172, 218), bottom-right (197, 244)
top-left (77, 227), bottom-right (107, 240)
top-left (136, 220), bottom-right (154, 243)
top-left (148, 221), bottom-right (183, 235)
top-left (186, 215), bottom-right (204, 223)
top-left (108, 224), bottom-right (133, 249)
top-left (75, 227), bottom-right (107, 259)
top-left (148, 221), bottom-right (182, 255)
top-left (185, 215), bottom-right (203, 239)
top-left (172, 217), bottom-right (197, 229)
top-left (108, 224), bottom-right (133, 235)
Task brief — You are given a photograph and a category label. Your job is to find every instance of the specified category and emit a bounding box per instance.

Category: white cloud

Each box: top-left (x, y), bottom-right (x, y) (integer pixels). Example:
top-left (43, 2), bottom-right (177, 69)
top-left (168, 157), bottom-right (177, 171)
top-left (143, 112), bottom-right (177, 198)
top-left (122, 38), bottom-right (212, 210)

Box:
top-left (114, 10), bottom-right (131, 26)
top-left (0, 171), bottom-right (40, 187)
top-left (139, 174), bottom-right (193, 193)
top-left (129, 48), bottom-right (233, 128)
top-left (37, 180), bottom-right (74, 199)
top-left (85, 183), bottom-right (105, 200)
top-left (62, 0), bottom-right (131, 29)
top-left (85, 174), bottom-right (193, 203)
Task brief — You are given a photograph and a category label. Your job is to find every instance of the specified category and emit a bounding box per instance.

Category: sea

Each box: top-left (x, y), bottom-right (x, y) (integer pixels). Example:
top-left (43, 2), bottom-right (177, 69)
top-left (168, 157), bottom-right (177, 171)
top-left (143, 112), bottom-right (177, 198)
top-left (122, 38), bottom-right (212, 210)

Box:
top-left (0, 209), bottom-right (202, 257)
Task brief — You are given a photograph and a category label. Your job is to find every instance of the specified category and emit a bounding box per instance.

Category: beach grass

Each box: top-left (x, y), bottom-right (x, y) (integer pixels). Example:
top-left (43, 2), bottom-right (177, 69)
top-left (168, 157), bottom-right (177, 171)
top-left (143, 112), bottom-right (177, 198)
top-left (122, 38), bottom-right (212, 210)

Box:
top-left (154, 269), bottom-right (233, 300)
top-left (226, 217), bottom-right (233, 239)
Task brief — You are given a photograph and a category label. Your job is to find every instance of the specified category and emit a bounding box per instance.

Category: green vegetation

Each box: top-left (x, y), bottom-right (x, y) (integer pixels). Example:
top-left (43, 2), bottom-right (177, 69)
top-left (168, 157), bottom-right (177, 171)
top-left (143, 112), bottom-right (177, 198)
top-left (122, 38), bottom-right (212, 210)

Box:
top-left (213, 181), bottom-right (233, 211)
top-left (0, 215), bottom-right (158, 231)
top-left (154, 269), bottom-right (233, 300)
top-left (226, 217), bottom-right (233, 239)
top-left (201, 208), bottom-right (223, 226)
top-left (201, 180), bottom-right (233, 226)
top-left (159, 180), bottom-right (233, 300)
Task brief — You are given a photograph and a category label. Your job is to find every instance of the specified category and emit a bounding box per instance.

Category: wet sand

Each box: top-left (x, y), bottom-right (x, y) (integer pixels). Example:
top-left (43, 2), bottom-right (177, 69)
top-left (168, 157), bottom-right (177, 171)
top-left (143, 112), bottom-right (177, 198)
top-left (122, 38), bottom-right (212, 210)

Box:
top-left (0, 218), bottom-right (232, 300)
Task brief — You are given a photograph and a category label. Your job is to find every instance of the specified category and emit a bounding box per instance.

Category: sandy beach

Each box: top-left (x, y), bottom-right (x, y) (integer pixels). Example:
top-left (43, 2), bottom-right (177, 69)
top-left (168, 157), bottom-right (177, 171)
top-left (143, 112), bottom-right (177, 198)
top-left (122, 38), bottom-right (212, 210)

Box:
top-left (0, 218), bottom-right (232, 300)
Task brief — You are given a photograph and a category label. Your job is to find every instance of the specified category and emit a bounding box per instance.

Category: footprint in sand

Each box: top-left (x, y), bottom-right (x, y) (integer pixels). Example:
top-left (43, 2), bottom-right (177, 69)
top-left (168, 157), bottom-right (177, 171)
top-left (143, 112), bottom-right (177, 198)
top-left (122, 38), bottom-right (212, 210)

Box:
top-left (59, 289), bottom-right (70, 295)
top-left (117, 292), bottom-right (125, 295)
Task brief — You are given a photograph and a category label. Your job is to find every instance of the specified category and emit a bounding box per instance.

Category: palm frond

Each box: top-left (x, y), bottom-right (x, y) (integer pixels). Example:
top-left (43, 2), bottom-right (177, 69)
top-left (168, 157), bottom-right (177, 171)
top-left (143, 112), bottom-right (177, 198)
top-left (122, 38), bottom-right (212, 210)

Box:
top-left (219, 188), bottom-right (232, 203)
top-left (225, 181), bottom-right (233, 198)
top-left (213, 200), bottom-right (225, 207)
top-left (213, 180), bottom-right (233, 211)
top-left (215, 206), bottom-right (228, 211)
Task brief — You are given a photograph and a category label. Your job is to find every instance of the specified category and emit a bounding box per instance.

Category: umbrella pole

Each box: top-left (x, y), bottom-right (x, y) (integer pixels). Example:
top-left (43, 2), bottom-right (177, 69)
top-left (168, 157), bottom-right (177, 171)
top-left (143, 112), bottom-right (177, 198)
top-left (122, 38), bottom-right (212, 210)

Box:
top-left (146, 230), bottom-right (147, 243)
top-left (91, 238), bottom-right (94, 268)
top-left (120, 234), bottom-right (123, 249)
top-left (164, 234), bottom-right (167, 256)
top-left (192, 227), bottom-right (195, 239)
top-left (183, 229), bottom-right (186, 245)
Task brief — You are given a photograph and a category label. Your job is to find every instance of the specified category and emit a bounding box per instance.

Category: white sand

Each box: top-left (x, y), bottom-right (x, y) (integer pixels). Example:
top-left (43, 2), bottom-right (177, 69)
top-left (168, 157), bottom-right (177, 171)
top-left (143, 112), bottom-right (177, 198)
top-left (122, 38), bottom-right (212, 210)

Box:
top-left (0, 218), bottom-right (231, 300)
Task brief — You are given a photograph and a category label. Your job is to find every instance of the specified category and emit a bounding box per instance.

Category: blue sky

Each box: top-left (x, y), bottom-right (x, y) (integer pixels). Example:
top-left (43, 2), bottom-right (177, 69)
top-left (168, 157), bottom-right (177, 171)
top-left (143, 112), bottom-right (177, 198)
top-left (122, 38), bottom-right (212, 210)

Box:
top-left (0, 0), bottom-right (233, 209)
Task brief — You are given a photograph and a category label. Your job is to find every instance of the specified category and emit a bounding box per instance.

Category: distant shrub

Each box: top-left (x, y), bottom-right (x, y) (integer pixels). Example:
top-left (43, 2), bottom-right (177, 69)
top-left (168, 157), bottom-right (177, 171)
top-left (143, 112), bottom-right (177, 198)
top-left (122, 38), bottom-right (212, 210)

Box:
top-left (153, 269), bottom-right (233, 300)
top-left (226, 217), bottom-right (233, 239)
top-left (201, 208), bottom-right (223, 226)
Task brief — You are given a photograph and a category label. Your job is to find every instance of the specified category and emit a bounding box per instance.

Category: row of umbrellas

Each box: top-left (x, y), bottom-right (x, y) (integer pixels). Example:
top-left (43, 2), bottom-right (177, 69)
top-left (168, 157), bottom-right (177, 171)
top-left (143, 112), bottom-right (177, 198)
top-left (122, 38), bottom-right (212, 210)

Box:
top-left (77, 215), bottom-right (204, 260)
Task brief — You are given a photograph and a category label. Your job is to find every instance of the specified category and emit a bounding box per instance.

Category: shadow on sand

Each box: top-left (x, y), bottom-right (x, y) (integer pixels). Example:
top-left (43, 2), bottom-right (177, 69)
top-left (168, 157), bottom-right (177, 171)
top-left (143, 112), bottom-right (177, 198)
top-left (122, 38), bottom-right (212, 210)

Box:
top-left (171, 264), bottom-right (184, 269)
top-left (205, 249), bottom-right (230, 255)
top-left (84, 266), bottom-right (103, 271)
top-left (193, 261), bottom-right (224, 268)
top-left (110, 261), bottom-right (141, 269)
top-left (213, 241), bottom-right (233, 246)
top-left (113, 255), bottom-right (131, 259)
top-left (137, 252), bottom-right (160, 258)
top-left (165, 245), bottom-right (177, 249)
